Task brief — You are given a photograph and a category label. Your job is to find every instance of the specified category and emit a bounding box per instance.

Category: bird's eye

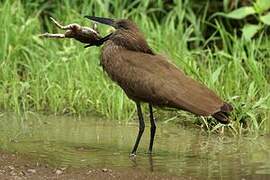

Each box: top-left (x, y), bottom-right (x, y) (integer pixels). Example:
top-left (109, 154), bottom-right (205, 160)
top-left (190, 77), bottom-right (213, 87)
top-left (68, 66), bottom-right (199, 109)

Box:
top-left (118, 24), bottom-right (125, 29)
top-left (117, 22), bottom-right (128, 29)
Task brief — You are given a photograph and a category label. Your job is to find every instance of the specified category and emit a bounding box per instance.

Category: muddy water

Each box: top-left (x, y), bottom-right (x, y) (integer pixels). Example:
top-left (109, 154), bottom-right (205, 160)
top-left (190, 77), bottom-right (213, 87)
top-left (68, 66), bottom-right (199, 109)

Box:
top-left (0, 114), bottom-right (270, 179)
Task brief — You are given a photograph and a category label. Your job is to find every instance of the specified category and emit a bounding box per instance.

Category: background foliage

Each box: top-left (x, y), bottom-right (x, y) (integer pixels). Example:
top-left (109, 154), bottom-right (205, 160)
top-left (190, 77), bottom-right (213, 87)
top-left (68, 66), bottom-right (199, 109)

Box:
top-left (0, 0), bottom-right (269, 133)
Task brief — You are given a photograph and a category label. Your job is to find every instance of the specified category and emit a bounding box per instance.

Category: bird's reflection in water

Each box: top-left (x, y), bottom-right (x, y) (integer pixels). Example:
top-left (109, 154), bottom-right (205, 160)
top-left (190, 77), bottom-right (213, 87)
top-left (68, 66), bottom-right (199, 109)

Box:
top-left (129, 155), bottom-right (137, 168)
top-left (148, 155), bottom-right (154, 172)
top-left (129, 154), bottom-right (155, 172)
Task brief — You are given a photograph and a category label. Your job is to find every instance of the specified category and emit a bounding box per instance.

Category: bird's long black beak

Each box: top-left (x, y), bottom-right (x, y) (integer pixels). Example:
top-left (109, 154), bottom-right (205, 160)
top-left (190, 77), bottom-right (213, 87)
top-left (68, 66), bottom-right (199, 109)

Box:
top-left (84, 16), bottom-right (115, 28)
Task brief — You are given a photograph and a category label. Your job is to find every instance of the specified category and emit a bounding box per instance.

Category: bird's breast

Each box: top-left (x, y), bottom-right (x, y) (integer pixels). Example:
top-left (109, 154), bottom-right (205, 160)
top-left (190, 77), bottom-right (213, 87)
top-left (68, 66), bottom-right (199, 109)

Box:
top-left (100, 42), bottom-right (127, 83)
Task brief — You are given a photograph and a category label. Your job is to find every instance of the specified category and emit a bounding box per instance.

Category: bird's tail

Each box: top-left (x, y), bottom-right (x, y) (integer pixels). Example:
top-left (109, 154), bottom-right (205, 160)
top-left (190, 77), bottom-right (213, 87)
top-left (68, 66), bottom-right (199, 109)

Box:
top-left (212, 102), bottom-right (233, 124)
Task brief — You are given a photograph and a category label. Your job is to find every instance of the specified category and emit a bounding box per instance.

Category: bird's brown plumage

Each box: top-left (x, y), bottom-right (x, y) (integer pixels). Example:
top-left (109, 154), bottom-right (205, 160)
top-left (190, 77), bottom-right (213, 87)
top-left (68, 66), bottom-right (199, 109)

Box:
top-left (99, 19), bottom-right (232, 123)
top-left (102, 44), bottom-right (227, 116)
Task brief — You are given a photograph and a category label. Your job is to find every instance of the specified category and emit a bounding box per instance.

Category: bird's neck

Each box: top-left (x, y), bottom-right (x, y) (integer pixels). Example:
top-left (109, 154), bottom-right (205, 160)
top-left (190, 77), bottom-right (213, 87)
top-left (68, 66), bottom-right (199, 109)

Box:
top-left (107, 31), bottom-right (155, 55)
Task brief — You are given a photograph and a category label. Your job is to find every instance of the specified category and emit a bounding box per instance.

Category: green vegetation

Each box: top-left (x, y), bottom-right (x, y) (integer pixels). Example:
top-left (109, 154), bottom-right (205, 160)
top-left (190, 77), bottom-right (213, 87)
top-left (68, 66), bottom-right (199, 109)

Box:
top-left (0, 0), bottom-right (269, 133)
top-left (215, 0), bottom-right (270, 40)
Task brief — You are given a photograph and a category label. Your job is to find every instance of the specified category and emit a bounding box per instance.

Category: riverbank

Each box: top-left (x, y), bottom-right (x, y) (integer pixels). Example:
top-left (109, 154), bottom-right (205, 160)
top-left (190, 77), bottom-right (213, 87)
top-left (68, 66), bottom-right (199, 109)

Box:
top-left (0, 151), bottom-right (185, 180)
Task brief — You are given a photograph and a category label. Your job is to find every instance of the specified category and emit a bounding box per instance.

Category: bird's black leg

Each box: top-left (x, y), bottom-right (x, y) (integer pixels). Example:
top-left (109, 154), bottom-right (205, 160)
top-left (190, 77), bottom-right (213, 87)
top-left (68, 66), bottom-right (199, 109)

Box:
top-left (131, 102), bottom-right (145, 156)
top-left (148, 104), bottom-right (156, 154)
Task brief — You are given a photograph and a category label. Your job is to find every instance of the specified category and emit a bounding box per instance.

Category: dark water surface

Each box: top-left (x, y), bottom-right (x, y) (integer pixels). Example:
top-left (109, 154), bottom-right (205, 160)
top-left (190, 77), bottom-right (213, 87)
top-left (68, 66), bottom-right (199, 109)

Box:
top-left (0, 114), bottom-right (269, 179)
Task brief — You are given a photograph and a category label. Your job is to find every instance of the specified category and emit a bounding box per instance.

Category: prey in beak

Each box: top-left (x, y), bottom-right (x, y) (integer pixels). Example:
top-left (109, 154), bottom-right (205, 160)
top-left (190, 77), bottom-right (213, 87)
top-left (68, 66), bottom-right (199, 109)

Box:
top-left (39, 17), bottom-right (101, 45)
top-left (84, 16), bottom-right (116, 48)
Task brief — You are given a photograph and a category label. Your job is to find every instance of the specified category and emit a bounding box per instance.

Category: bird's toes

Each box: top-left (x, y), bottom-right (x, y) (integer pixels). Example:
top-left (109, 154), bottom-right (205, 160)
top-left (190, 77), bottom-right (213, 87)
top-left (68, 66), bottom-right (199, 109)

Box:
top-left (129, 153), bottom-right (136, 158)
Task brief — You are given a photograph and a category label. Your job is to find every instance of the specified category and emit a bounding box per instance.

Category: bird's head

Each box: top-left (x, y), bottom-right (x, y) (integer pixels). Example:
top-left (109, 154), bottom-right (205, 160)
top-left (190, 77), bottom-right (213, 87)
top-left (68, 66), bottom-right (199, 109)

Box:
top-left (85, 16), bottom-right (154, 54)
top-left (85, 16), bottom-right (138, 32)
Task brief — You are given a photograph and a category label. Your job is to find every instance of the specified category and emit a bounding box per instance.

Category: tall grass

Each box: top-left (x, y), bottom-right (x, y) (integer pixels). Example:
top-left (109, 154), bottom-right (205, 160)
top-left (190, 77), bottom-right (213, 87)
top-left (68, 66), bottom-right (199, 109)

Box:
top-left (0, 0), bottom-right (269, 132)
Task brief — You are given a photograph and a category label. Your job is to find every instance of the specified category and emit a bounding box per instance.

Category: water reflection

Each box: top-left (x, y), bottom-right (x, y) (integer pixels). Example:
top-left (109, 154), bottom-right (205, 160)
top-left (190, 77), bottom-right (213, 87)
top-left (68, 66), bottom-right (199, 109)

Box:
top-left (0, 113), bottom-right (269, 179)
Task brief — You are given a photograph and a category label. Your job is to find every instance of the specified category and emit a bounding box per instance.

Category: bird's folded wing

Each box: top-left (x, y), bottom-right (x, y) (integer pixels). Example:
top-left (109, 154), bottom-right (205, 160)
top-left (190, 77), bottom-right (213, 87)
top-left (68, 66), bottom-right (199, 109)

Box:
top-left (116, 50), bottom-right (223, 116)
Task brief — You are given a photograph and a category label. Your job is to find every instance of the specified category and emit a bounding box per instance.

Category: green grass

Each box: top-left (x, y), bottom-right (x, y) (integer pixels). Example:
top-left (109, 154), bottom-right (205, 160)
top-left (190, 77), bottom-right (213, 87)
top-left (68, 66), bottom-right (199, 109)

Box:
top-left (0, 0), bottom-right (269, 133)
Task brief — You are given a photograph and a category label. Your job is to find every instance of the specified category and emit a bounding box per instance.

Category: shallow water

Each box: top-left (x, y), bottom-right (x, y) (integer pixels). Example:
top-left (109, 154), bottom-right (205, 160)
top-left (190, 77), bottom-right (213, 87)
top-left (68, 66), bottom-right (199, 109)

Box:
top-left (0, 114), bottom-right (270, 179)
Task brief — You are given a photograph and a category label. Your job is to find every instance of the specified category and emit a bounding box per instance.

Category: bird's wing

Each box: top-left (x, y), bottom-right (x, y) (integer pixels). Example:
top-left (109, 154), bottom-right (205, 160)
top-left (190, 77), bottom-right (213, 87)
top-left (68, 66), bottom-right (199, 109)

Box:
top-left (112, 49), bottom-right (223, 116)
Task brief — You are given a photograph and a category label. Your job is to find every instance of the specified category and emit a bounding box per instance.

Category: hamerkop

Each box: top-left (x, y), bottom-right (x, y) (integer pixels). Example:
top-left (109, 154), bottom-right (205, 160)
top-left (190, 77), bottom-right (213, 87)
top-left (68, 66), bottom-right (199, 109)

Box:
top-left (85, 16), bottom-right (233, 156)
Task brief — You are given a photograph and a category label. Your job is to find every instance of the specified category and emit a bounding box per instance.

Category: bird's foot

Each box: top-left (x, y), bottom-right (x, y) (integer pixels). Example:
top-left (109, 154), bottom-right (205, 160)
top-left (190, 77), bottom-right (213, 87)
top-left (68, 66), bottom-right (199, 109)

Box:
top-left (129, 153), bottom-right (137, 161)
top-left (129, 153), bottom-right (136, 158)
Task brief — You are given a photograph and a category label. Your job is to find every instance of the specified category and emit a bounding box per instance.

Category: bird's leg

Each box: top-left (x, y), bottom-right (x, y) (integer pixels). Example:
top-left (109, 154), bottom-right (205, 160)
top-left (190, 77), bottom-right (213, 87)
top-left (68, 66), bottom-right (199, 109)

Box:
top-left (130, 102), bottom-right (145, 156)
top-left (148, 104), bottom-right (156, 154)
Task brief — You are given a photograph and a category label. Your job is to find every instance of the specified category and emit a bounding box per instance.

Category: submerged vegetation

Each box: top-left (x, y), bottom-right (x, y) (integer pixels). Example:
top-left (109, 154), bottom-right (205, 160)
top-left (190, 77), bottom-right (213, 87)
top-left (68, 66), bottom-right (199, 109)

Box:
top-left (0, 0), bottom-right (269, 133)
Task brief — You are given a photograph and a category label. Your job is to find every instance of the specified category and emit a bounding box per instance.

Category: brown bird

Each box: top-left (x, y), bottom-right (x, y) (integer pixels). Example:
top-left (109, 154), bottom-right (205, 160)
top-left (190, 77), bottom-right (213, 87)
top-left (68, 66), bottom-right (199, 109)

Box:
top-left (85, 16), bottom-right (233, 156)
